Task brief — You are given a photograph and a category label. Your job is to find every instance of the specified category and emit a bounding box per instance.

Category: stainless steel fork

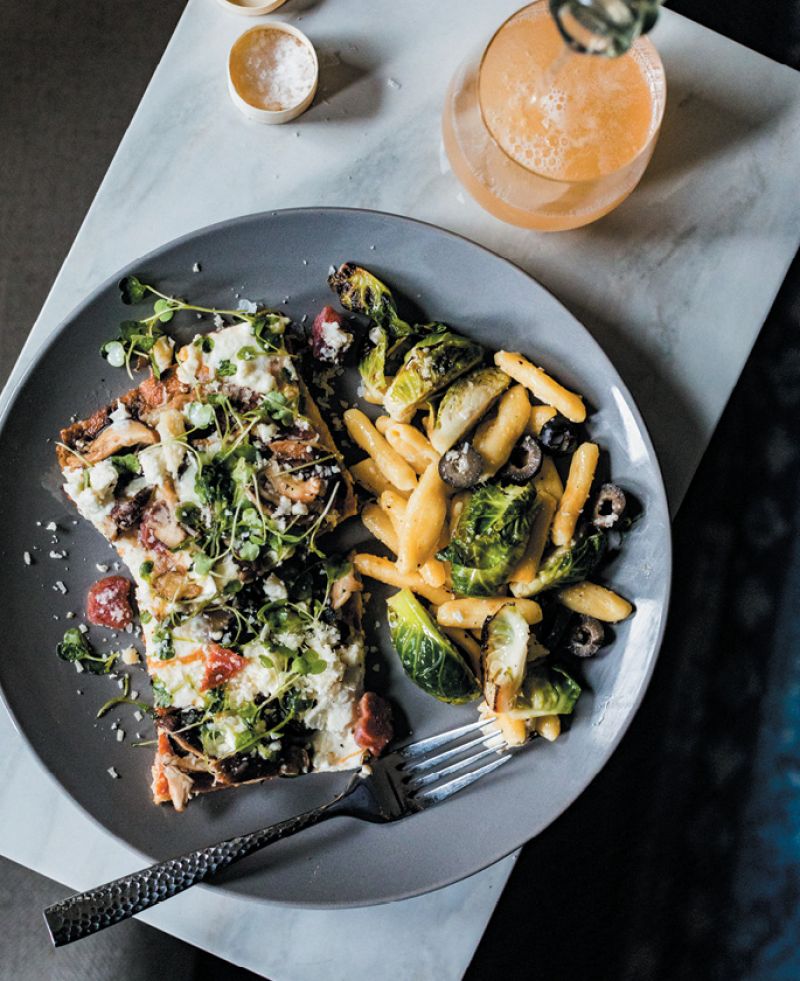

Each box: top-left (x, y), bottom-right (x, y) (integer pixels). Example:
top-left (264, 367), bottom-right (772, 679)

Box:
top-left (44, 719), bottom-right (510, 946)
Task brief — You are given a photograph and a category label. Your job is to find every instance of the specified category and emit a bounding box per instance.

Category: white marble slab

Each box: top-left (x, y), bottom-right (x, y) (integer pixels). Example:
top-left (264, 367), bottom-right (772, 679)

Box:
top-left (1, 0), bottom-right (799, 977)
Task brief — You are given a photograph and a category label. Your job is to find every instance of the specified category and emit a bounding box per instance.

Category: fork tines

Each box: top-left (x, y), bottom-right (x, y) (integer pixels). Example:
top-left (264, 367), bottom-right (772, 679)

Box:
top-left (395, 718), bottom-right (510, 808)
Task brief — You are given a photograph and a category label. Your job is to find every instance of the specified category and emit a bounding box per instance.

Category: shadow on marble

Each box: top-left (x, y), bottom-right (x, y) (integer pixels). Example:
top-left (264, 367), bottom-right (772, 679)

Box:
top-left (308, 40), bottom-right (386, 122)
top-left (287, 0), bottom-right (328, 13)
top-left (645, 66), bottom-right (796, 190)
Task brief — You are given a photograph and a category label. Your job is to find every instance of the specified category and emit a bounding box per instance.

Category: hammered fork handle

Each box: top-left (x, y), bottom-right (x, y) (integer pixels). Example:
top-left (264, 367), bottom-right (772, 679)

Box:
top-left (44, 796), bottom-right (345, 946)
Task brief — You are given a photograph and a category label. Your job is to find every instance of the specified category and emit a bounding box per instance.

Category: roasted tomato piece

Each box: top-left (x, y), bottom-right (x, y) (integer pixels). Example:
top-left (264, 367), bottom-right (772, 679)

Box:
top-left (310, 306), bottom-right (353, 364)
top-left (200, 644), bottom-right (246, 692)
top-left (354, 692), bottom-right (393, 757)
top-left (86, 575), bottom-right (134, 629)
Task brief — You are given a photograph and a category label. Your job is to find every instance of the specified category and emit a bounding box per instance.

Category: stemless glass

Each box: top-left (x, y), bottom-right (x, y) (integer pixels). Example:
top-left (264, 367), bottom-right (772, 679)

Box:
top-left (442, 0), bottom-right (666, 231)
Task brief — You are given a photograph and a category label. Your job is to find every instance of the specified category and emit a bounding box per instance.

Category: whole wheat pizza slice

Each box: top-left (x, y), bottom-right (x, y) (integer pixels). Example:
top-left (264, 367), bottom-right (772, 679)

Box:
top-left (57, 311), bottom-right (391, 810)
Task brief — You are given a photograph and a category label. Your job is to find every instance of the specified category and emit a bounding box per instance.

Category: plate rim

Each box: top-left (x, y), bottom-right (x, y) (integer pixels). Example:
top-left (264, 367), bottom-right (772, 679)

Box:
top-left (0, 206), bottom-right (672, 907)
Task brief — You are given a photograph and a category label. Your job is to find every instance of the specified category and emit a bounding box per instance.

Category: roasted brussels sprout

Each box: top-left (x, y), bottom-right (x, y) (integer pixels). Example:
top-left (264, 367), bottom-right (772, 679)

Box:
top-left (438, 441), bottom-right (484, 490)
top-left (383, 331), bottom-right (484, 422)
top-left (501, 434), bottom-right (543, 484)
top-left (539, 415), bottom-right (579, 456)
top-left (510, 530), bottom-right (606, 597)
top-left (438, 482), bottom-right (541, 596)
top-left (506, 664), bottom-right (581, 720)
top-left (481, 604), bottom-right (530, 712)
top-left (327, 263), bottom-right (416, 401)
top-left (386, 589), bottom-right (480, 703)
top-left (327, 262), bottom-right (412, 336)
top-left (430, 366), bottom-right (511, 454)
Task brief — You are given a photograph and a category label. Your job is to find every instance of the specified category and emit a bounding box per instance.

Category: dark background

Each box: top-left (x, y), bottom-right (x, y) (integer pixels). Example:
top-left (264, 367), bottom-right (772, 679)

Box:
top-left (1, 1), bottom-right (799, 979)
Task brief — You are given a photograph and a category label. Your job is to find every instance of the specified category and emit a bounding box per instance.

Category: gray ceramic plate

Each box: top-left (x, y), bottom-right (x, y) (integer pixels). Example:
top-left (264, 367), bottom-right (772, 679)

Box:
top-left (0, 208), bottom-right (670, 907)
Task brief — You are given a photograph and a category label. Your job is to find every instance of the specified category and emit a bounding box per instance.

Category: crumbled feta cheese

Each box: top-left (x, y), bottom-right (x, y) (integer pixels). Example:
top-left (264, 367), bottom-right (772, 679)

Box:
top-left (116, 729), bottom-right (125, 742)
top-left (213, 313), bottom-right (224, 329)
top-left (121, 646), bottom-right (139, 666)
top-left (49, 550), bottom-right (66, 559)
top-left (117, 677), bottom-right (126, 690)
top-left (290, 502), bottom-right (308, 516)
top-left (74, 662), bottom-right (84, 674)
top-left (130, 690), bottom-right (139, 700)
top-left (263, 574), bottom-right (288, 603)
top-left (23, 551), bottom-right (31, 565)
top-left (108, 400), bottom-right (130, 425)
top-left (107, 767), bottom-right (120, 779)
top-left (54, 581), bottom-right (67, 594)
top-left (45, 521), bottom-right (57, 532)
top-left (192, 261), bottom-right (201, 273)
top-left (65, 611), bottom-right (75, 619)
top-left (96, 563), bottom-right (109, 573)
top-left (78, 623), bottom-right (88, 634)
top-left (133, 710), bottom-right (143, 722)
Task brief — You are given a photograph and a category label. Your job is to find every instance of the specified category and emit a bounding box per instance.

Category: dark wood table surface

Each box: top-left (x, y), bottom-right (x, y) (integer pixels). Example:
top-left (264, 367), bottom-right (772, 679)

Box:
top-left (1, 2), bottom-right (798, 978)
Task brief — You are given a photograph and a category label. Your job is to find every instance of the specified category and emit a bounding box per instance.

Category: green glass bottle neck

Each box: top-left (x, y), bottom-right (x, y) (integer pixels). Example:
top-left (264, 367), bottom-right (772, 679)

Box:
top-left (548, 0), bottom-right (660, 56)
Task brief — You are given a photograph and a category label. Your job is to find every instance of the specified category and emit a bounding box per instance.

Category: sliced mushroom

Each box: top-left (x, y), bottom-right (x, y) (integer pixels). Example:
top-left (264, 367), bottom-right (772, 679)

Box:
top-left (150, 570), bottom-right (203, 601)
top-left (162, 762), bottom-right (194, 812)
top-left (272, 473), bottom-right (325, 504)
top-left (83, 420), bottom-right (157, 464)
top-left (139, 499), bottom-right (187, 550)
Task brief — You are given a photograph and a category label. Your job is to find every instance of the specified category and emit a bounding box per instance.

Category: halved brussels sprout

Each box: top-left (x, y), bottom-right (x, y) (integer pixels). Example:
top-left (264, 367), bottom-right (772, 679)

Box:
top-left (383, 331), bottom-right (484, 423)
top-left (505, 664), bottom-right (581, 720)
top-left (481, 604), bottom-right (530, 712)
top-left (431, 366), bottom-right (511, 454)
top-left (438, 482), bottom-right (541, 596)
top-left (386, 589), bottom-right (480, 703)
top-left (327, 262), bottom-right (412, 336)
top-left (510, 531), bottom-right (606, 597)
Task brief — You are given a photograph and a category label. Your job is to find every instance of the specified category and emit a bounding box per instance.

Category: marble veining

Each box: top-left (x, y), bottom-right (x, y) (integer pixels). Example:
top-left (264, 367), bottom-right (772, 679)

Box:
top-left (1, 0), bottom-right (800, 977)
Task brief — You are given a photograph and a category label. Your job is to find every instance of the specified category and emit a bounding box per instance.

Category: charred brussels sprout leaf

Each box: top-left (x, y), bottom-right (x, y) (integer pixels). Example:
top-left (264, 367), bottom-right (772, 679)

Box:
top-left (506, 664), bottom-right (581, 720)
top-left (326, 264), bottom-right (414, 401)
top-left (56, 628), bottom-right (118, 674)
top-left (431, 366), bottom-right (511, 454)
top-left (327, 263), bottom-right (412, 336)
top-left (384, 331), bottom-right (484, 423)
top-left (439, 482), bottom-right (540, 596)
top-left (386, 589), bottom-right (480, 703)
top-left (512, 531), bottom-right (606, 597)
top-left (359, 326), bottom-right (392, 402)
top-left (481, 604), bottom-right (530, 711)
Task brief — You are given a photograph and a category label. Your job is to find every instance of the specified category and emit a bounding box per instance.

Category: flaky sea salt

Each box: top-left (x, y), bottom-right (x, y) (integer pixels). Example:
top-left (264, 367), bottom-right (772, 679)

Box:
top-left (233, 29), bottom-right (316, 111)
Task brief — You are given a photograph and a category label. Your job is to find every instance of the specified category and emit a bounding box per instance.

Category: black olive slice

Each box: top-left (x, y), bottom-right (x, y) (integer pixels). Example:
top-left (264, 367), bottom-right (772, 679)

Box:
top-left (438, 441), bottom-right (484, 489)
top-left (566, 615), bottom-right (605, 657)
top-left (593, 483), bottom-right (627, 529)
top-left (539, 415), bottom-right (578, 456)
top-left (501, 434), bottom-right (543, 485)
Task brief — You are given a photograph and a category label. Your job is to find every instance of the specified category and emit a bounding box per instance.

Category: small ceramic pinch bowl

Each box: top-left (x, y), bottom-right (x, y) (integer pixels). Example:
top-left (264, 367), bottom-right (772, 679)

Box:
top-left (228, 23), bottom-right (319, 125)
top-left (217, 0), bottom-right (290, 16)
